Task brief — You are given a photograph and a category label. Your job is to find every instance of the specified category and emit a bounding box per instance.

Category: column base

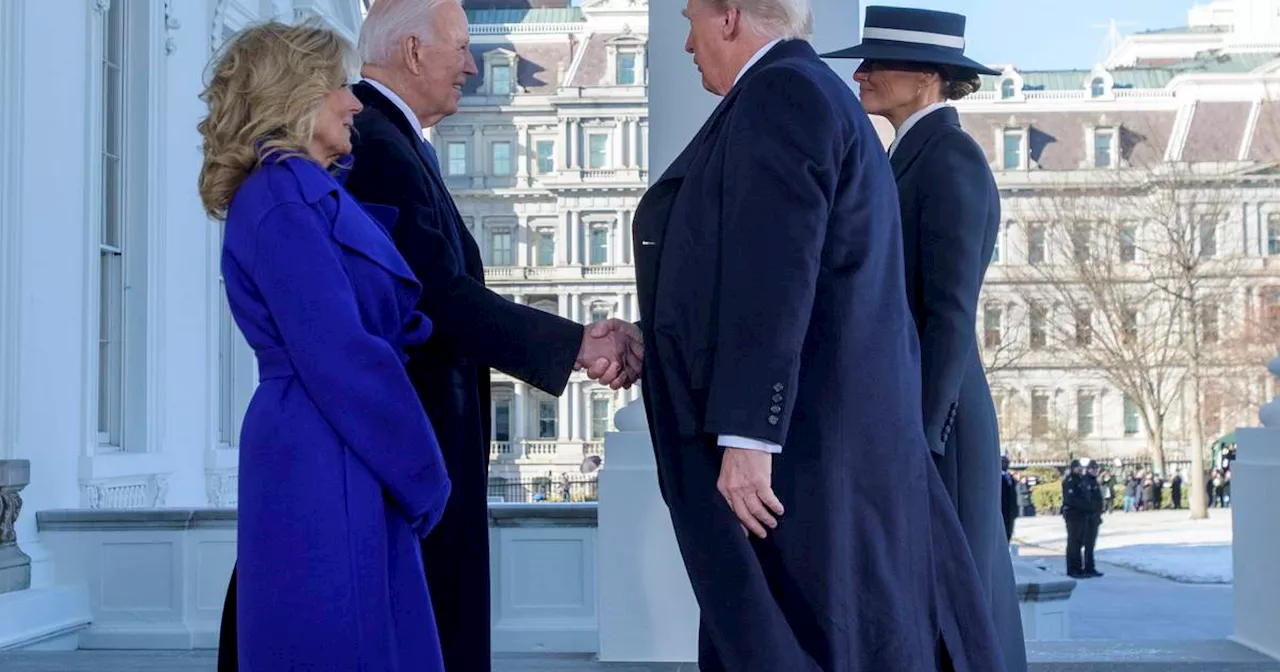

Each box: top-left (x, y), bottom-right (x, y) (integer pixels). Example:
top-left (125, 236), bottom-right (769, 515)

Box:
top-left (0, 584), bottom-right (91, 651)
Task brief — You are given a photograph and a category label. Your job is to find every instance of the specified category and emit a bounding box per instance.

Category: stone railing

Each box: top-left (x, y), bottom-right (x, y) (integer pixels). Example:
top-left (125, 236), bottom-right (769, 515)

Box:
top-left (26, 400), bottom-right (1077, 656)
top-left (0, 460), bottom-right (30, 594)
top-left (1233, 356), bottom-right (1280, 660)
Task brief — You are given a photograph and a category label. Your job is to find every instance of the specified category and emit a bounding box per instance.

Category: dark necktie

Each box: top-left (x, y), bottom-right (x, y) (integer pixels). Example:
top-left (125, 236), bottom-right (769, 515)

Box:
top-left (419, 137), bottom-right (465, 260)
top-left (421, 137), bottom-right (443, 175)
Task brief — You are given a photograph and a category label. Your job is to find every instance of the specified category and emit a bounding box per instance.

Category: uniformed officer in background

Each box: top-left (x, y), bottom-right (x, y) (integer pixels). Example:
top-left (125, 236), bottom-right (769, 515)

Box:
top-left (1061, 458), bottom-right (1104, 578)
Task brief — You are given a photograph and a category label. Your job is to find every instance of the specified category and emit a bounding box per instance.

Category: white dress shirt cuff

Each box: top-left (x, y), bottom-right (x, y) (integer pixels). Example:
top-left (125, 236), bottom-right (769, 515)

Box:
top-left (718, 435), bottom-right (781, 454)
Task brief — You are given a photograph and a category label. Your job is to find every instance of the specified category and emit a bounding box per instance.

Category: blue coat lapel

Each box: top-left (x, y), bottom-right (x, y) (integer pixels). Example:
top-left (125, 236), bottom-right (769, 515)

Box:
top-left (890, 106), bottom-right (960, 180)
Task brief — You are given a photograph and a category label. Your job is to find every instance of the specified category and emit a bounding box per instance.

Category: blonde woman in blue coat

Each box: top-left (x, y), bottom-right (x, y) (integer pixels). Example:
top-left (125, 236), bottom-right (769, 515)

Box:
top-left (198, 21), bottom-right (450, 671)
top-left (824, 7), bottom-right (1028, 672)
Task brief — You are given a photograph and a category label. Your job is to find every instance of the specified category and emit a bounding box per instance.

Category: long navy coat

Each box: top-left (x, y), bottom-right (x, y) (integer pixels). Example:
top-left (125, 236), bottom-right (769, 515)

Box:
top-left (342, 82), bottom-right (584, 671)
top-left (632, 40), bottom-right (1004, 671)
top-left (222, 155), bottom-right (451, 671)
top-left (891, 106), bottom-right (1028, 672)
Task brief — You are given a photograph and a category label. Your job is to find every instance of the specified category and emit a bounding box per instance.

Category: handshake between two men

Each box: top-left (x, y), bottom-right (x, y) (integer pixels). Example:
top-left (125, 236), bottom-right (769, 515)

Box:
top-left (575, 319), bottom-right (644, 390)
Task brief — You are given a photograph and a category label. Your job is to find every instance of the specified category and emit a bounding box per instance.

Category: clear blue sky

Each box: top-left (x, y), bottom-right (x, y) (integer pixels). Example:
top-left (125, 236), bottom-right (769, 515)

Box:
top-left (859, 0), bottom-right (1193, 70)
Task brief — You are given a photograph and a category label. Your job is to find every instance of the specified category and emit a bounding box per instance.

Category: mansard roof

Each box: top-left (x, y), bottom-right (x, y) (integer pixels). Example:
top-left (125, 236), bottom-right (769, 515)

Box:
top-left (980, 51), bottom-right (1279, 92)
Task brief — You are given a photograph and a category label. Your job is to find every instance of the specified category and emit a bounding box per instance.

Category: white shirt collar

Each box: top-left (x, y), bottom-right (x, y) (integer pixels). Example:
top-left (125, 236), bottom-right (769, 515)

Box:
top-left (362, 77), bottom-right (425, 141)
top-left (733, 38), bottom-right (784, 89)
top-left (888, 102), bottom-right (948, 158)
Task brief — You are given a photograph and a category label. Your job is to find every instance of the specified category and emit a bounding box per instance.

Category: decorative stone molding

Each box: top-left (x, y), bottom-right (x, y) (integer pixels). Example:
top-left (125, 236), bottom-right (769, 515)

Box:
top-left (92, 0), bottom-right (111, 14)
top-left (0, 459), bottom-right (31, 594)
top-left (206, 471), bottom-right (238, 508)
top-left (163, 0), bottom-right (181, 55)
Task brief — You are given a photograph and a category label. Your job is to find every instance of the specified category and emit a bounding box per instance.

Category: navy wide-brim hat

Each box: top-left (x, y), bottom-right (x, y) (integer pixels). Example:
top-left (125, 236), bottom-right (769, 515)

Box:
top-left (820, 6), bottom-right (1001, 77)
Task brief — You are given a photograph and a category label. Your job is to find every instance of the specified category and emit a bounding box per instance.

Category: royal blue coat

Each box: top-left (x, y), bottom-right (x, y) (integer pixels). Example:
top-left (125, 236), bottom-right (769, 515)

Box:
top-left (891, 106), bottom-right (1028, 672)
top-left (221, 154), bottom-right (450, 672)
top-left (632, 39), bottom-right (1005, 671)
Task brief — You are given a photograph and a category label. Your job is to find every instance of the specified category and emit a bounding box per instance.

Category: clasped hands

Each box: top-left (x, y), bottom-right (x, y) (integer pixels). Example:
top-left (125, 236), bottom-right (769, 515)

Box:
top-left (576, 318), bottom-right (644, 390)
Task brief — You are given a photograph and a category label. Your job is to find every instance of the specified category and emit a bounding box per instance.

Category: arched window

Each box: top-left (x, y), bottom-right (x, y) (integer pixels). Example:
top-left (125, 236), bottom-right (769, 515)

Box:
top-left (1091, 77), bottom-right (1106, 98)
top-left (1001, 78), bottom-right (1015, 99)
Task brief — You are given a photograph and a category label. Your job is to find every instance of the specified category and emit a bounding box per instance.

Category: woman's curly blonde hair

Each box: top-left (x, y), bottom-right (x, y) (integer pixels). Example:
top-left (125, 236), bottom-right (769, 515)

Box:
top-left (197, 20), bottom-right (358, 220)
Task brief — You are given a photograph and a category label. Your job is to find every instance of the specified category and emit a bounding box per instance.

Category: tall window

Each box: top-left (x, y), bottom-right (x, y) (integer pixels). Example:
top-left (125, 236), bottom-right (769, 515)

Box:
top-left (1077, 392), bottom-right (1095, 436)
top-left (1074, 308), bottom-right (1093, 347)
top-left (538, 398), bottom-right (557, 439)
top-left (1090, 77), bottom-right (1106, 98)
top-left (1002, 130), bottom-right (1023, 170)
top-left (1123, 395), bottom-right (1140, 436)
top-left (447, 142), bottom-right (467, 176)
top-left (493, 397), bottom-right (511, 442)
top-left (588, 134), bottom-right (609, 169)
top-left (1199, 303), bottom-right (1220, 344)
top-left (991, 222), bottom-right (1002, 262)
top-left (1027, 225), bottom-right (1045, 265)
top-left (490, 63), bottom-right (512, 94)
top-left (1265, 287), bottom-right (1280, 335)
top-left (535, 140), bottom-right (554, 174)
top-left (535, 229), bottom-right (555, 267)
top-left (1001, 78), bottom-right (1015, 99)
top-left (1199, 219), bottom-right (1217, 259)
top-left (1072, 224), bottom-right (1092, 263)
top-left (1203, 387), bottom-right (1223, 436)
top-left (1030, 391), bottom-right (1049, 438)
top-left (591, 397), bottom-right (611, 439)
top-left (983, 304), bottom-right (1003, 348)
top-left (589, 226), bottom-right (609, 265)
top-left (1267, 213), bottom-right (1280, 255)
top-left (1093, 131), bottom-right (1113, 168)
top-left (489, 229), bottom-right (513, 266)
top-left (590, 305), bottom-right (610, 323)
top-left (616, 52), bottom-right (638, 85)
top-left (98, 0), bottom-right (126, 449)
top-left (491, 141), bottom-right (511, 176)
top-left (1119, 225), bottom-right (1137, 262)
top-left (1121, 308), bottom-right (1138, 344)
top-left (1029, 303), bottom-right (1046, 349)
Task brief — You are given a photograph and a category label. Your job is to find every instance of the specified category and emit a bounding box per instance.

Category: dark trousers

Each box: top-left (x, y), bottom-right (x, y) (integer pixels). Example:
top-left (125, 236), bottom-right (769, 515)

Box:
top-left (1003, 513), bottom-right (1015, 543)
top-left (217, 568), bottom-right (236, 671)
top-left (1064, 515), bottom-right (1098, 575)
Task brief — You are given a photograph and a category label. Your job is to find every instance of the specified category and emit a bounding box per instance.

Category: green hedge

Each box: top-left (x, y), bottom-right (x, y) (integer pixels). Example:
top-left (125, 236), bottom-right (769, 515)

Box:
top-left (1032, 485), bottom-right (1063, 515)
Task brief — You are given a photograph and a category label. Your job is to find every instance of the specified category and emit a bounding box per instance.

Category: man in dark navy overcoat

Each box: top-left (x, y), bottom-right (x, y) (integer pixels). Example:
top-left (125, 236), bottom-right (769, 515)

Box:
top-left (628, 1), bottom-right (1005, 670)
top-left (214, 2), bottom-right (642, 671)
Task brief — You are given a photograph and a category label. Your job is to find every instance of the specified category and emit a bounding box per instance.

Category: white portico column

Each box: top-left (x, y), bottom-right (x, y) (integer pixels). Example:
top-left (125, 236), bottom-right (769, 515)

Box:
top-left (1233, 356), bottom-right (1280, 659)
top-left (595, 0), bottom-right (860, 663)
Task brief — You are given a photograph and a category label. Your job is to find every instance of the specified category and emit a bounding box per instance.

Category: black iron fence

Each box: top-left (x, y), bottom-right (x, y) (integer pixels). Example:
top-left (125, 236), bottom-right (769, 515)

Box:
top-left (487, 477), bottom-right (598, 503)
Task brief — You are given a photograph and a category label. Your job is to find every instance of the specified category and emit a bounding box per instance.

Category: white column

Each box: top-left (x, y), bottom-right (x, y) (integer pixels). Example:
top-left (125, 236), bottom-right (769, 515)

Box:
top-left (632, 118), bottom-right (642, 168)
top-left (471, 125), bottom-right (483, 188)
top-left (556, 118), bottom-right (569, 171)
top-left (568, 292), bottom-right (581, 322)
top-left (617, 209), bottom-right (630, 264)
top-left (569, 382), bottom-right (582, 441)
top-left (557, 293), bottom-right (568, 320)
top-left (571, 211), bottom-right (583, 265)
top-left (513, 382), bottom-right (527, 441)
top-left (516, 214), bottom-right (528, 267)
top-left (557, 391), bottom-right (569, 441)
top-left (613, 122), bottom-right (625, 169)
top-left (568, 119), bottom-right (580, 169)
top-left (515, 123), bottom-right (530, 187)
top-left (597, 0), bottom-right (860, 663)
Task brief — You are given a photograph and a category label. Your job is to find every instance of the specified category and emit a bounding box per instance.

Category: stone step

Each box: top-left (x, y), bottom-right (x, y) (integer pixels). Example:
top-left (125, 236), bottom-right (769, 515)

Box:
top-left (0, 641), bottom-right (1275, 671)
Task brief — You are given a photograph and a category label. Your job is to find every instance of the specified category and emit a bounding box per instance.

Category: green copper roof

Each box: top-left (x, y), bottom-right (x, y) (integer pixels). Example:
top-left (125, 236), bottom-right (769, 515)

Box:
top-left (466, 7), bottom-right (583, 24)
top-left (977, 51), bottom-right (1279, 91)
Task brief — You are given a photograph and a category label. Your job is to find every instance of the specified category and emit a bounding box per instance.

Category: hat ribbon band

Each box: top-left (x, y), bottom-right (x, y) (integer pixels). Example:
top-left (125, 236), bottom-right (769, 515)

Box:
top-left (861, 26), bottom-right (965, 50)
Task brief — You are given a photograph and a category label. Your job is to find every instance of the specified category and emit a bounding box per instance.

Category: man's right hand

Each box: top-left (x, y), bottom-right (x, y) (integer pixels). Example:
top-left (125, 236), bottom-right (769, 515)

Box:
top-left (577, 319), bottom-right (644, 389)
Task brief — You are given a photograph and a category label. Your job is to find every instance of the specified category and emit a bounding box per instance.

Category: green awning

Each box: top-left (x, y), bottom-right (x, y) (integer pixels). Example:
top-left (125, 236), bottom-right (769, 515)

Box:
top-left (1212, 431), bottom-right (1236, 447)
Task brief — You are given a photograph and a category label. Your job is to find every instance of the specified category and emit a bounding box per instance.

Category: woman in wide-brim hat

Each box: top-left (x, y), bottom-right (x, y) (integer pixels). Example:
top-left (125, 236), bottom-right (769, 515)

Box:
top-left (823, 8), bottom-right (1029, 672)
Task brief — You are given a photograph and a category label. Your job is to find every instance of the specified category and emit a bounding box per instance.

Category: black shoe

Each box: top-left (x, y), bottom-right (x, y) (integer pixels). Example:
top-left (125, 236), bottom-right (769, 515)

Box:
top-left (1085, 570), bottom-right (1104, 578)
top-left (1067, 571), bottom-right (1087, 578)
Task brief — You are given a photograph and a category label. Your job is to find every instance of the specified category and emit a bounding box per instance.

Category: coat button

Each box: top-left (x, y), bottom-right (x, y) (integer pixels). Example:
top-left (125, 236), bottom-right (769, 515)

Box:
top-left (772, 393), bottom-right (783, 403)
top-left (767, 415), bottom-right (779, 425)
top-left (773, 382), bottom-right (784, 392)
top-left (770, 405), bottom-right (782, 413)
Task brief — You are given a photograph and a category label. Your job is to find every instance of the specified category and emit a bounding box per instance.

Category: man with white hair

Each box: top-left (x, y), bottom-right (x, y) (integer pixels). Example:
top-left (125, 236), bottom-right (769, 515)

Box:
top-left (627, 0), bottom-right (1006, 668)
top-left (214, 2), bottom-right (643, 671)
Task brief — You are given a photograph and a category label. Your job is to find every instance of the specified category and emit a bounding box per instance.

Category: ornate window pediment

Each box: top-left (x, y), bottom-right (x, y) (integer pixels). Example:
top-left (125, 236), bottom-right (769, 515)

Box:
top-left (483, 47), bottom-right (520, 95)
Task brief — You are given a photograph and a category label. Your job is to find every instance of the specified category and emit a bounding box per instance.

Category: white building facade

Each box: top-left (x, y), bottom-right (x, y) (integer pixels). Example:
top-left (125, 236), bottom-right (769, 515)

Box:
top-left (963, 0), bottom-right (1280, 464)
top-left (444, 0), bottom-right (650, 488)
